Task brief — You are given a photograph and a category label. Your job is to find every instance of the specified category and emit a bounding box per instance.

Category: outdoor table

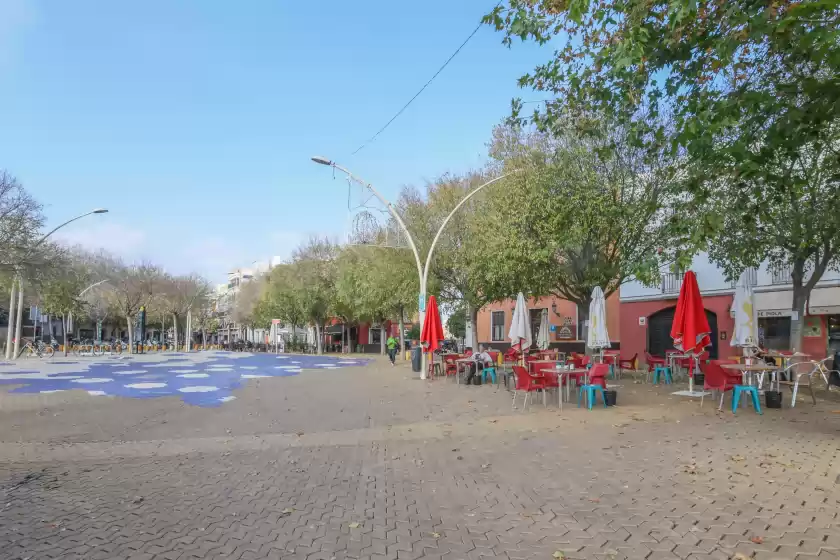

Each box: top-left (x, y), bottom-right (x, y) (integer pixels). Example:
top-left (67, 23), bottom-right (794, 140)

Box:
top-left (721, 363), bottom-right (780, 391)
top-left (529, 359), bottom-right (560, 374)
top-left (668, 353), bottom-right (692, 379)
top-left (552, 366), bottom-right (589, 409)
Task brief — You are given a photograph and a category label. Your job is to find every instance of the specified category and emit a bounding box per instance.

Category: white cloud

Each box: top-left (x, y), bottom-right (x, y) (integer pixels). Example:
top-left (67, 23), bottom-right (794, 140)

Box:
top-left (54, 221), bottom-right (148, 256)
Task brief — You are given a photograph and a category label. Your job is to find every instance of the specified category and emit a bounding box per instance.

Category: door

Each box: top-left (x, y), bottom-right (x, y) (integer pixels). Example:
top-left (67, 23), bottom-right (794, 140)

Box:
top-left (647, 306), bottom-right (719, 359)
top-left (529, 309), bottom-right (544, 349)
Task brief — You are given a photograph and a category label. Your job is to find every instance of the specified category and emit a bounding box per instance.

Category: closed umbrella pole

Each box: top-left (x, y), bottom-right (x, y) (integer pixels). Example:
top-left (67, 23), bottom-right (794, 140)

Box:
top-left (731, 270), bottom-right (758, 354)
top-left (670, 271), bottom-right (712, 397)
top-left (586, 287), bottom-right (611, 357)
top-left (508, 293), bottom-right (532, 364)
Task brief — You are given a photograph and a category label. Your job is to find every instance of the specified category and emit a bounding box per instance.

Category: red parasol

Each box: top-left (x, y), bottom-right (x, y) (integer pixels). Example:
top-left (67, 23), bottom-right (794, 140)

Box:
top-left (420, 295), bottom-right (444, 354)
top-left (670, 271), bottom-right (711, 356)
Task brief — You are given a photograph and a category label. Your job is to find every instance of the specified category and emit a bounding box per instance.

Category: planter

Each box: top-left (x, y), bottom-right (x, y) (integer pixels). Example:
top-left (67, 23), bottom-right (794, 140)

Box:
top-left (765, 390), bottom-right (783, 409)
top-left (604, 389), bottom-right (618, 407)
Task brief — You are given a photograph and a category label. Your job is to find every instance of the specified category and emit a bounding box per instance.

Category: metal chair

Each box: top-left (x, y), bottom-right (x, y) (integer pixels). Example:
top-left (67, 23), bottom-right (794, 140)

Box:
top-left (777, 361), bottom-right (821, 407)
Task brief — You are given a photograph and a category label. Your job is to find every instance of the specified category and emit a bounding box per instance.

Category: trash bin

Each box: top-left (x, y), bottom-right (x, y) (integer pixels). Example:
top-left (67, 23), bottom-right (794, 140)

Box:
top-left (604, 390), bottom-right (617, 406)
top-left (411, 346), bottom-right (422, 372)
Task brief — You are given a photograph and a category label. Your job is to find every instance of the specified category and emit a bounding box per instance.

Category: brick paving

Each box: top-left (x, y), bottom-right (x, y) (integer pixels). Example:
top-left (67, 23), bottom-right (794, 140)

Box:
top-left (1, 355), bottom-right (840, 559)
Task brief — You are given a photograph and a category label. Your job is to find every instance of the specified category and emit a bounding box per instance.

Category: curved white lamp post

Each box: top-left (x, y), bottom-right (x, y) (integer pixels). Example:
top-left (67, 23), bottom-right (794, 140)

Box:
top-left (311, 157), bottom-right (514, 378)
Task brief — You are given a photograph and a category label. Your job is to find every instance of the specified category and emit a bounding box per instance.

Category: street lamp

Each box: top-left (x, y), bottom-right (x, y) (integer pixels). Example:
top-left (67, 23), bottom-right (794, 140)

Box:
top-left (6, 208), bottom-right (109, 359)
top-left (312, 156), bottom-right (515, 379)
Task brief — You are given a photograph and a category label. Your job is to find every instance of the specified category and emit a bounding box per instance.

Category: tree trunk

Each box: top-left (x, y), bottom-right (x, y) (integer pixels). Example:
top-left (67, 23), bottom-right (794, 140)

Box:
top-left (5, 278), bottom-right (17, 360)
top-left (13, 279), bottom-right (24, 359)
top-left (315, 323), bottom-right (323, 355)
top-left (790, 284), bottom-right (807, 354)
top-left (380, 324), bottom-right (386, 355)
top-left (184, 310), bottom-right (191, 352)
top-left (467, 303), bottom-right (479, 351)
top-left (172, 314), bottom-right (178, 353)
top-left (63, 313), bottom-right (68, 356)
top-left (127, 315), bottom-right (134, 354)
top-left (398, 306), bottom-right (405, 361)
top-left (202, 328), bottom-right (206, 350)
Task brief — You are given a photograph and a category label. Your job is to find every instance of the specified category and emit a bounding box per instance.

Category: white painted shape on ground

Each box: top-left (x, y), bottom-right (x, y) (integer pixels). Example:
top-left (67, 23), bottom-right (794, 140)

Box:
top-left (125, 383), bottom-right (167, 389)
top-left (40, 390), bottom-right (64, 394)
top-left (177, 373), bottom-right (209, 378)
top-left (219, 396), bottom-right (236, 402)
top-left (242, 374), bottom-right (270, 379)
top-left (71, 378), bottom-right (113, 384)
top-left (87, 390), bottom-right (107, 396)
top-left (178, 386), bottom-right (219, 393)
top-left (240, 366), bottom-right (258, 370)
top-left (170, 369), bottom-right (199, 373)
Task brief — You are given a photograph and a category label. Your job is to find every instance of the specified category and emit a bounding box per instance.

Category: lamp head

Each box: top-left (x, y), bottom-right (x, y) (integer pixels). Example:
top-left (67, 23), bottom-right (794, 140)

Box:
top-left (311, 156), bottom-right (333, 166)
top-left (92, 208), bottom-right (109, 214)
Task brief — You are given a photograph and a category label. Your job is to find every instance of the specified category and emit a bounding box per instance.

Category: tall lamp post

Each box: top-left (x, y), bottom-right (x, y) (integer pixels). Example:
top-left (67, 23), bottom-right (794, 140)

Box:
top-left (5, 208), bottom-right (108, 359)
top-left (311, 156), bottom-right (514, 379)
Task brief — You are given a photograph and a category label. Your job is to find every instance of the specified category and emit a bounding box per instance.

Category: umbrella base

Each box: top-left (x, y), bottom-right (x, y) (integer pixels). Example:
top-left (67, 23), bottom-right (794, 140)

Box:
top-left (671, 390), bottom-right (711, 398)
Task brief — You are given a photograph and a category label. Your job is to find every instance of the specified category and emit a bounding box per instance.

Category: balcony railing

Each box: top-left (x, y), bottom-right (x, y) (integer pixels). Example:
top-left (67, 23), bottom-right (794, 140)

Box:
top-left (731, 267), bottom-right (758, 288)
top-left (770, 265), bottom-right (792, 285)
top-left (661, 272), bottom-right (685, 294)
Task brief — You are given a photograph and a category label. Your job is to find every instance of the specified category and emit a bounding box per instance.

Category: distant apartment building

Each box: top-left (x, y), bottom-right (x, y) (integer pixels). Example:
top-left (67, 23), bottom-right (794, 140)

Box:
top-left (619, 252), bottom-right (840, 362)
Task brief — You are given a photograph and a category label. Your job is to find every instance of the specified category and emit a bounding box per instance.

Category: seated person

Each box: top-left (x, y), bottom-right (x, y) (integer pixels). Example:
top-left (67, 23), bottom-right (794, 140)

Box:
top-left (466, 345), bottom-right (494, 384)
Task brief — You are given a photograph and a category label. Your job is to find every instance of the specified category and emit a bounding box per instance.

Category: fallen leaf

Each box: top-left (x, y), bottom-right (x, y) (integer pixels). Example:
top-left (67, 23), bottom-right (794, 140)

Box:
top-left (750, 536), bottom-right (764, 544)
top-left (431, 532), bottom-right (440, 539)
top-left (732, 554), bottom-right (749, 560)
top-left (588, 498), bottom-right (600, 503)
top-left (349, 522), bottom-right (361, 529)
top-left (553, 552), bottom-right (566, 559)
top-left (132, 496), bottom-right (144, 504)
top-left (730, 455), bottom-right (746, 462)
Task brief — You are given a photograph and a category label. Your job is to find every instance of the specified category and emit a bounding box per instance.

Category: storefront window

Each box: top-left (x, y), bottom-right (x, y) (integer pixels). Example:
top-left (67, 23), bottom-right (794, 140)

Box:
top-left (827, 315), bottom-right (840, 354)
top-left (758, 317), bottom-right (791, 350)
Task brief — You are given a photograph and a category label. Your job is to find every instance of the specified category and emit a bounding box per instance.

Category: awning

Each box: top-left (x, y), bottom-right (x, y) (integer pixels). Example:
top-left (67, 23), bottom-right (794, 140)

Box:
top-left (753, 286), bottom-right (840, 317)
top-left (807, 286), bottom-right (840, 315)
top-left (324, 325), bottom-right (344, 335)
top-left (754, 290), bottom-right (793, 317)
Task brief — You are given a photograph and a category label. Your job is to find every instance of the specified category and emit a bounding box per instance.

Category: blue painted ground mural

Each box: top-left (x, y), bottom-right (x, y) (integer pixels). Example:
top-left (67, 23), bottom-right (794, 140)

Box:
top-left (0, 353), bottom-right (370, 407)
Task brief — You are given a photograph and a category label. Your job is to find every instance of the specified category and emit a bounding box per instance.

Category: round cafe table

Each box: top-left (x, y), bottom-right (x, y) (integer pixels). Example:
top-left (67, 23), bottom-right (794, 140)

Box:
top-left (721, 362), bottom-right (781, 391)
top-left (552, 366), bottom-right (589, 410)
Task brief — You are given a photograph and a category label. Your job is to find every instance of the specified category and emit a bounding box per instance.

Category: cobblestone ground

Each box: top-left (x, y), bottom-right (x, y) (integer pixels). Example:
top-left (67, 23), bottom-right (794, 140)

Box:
top-left (1, 354), bottom-right (840, 559)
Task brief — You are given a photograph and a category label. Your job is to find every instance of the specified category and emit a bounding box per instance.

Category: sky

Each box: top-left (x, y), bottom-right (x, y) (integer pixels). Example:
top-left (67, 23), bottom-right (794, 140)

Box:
top-left (0, 0), bottom-right (548, 284)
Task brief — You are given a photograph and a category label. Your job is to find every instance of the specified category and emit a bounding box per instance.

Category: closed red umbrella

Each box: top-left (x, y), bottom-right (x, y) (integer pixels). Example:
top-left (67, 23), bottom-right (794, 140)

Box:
top-left (421, 295), bottom-right (444, 353)
top-left (670, 271), bottom-right (711, 395)
top-left (421, 296), bottom-right (444, 378)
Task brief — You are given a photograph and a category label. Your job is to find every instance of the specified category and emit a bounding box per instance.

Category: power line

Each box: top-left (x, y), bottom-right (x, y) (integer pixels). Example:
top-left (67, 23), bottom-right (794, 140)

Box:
top-left (351, 2), bottom-right (502, 156)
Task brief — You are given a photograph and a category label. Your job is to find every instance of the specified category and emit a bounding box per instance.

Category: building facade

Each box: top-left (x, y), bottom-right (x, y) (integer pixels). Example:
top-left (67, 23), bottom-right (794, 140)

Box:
top-left (474, 294), bottom-right (621, 352)
top-left (619, 252), bottom-right (840, 363)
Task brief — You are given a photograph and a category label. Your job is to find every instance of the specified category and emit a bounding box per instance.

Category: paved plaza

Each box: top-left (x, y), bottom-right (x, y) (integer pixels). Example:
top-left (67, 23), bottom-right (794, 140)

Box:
top-left (1, 353), bottom-right (840, 560)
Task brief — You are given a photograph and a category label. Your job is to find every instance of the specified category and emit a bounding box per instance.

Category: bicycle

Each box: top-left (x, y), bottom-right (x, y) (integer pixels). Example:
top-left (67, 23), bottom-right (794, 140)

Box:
top-left (17, 338), bottom-right (55, 359)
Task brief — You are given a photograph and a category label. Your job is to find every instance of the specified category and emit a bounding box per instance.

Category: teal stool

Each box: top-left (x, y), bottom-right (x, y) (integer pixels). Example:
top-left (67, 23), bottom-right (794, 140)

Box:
top-left (652, 366), bottom-right (672, 384)
top-left (731, 385), bottom-right (762, 414)
top-left (577, 384), bottom-right (607, 410)
top-left (481, 367), bottom-right (497, 384)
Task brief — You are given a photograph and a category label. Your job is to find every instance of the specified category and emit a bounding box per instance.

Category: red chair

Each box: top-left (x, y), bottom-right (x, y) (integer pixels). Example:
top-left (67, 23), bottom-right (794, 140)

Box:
top-left (587, 363), bottom-right (610, 390)
top-left (701, 359), bottom-right (740, 410)
top-left (487, 350), bottom-right (500, 366)
top-left (511, 365), bottom-right (546, 410)
top-left (443, 354), bottom-right (460, 378)
top-left (464, 349), bottom-right (473, 357)
top-left (645, 351), bottom-right (666, 376)
top-left (618, 353), bottom-right (638, 375)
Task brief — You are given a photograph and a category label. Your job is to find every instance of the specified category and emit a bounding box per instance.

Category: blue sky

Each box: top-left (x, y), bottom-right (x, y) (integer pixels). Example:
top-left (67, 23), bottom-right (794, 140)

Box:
top-left (0, 0), bottom-right (547, 284)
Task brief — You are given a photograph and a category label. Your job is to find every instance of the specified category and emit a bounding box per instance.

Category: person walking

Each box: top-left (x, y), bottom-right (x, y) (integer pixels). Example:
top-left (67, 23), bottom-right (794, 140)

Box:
top-left (386, 334), bottom-right (398, 365)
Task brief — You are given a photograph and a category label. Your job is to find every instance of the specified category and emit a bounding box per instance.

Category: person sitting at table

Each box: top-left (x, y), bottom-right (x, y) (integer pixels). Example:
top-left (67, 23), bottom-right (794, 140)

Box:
top-left (466, 345), bottom-right (493, 384)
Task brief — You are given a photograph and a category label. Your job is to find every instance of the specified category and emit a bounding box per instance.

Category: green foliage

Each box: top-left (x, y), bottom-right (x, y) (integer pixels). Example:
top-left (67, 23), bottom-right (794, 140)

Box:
top-left (471, 123), bottom-right (683, 316)
top-left (407, 323), bottom-right (420, 341)
top-left (39, 266), bottom-right (90, 319)
top-left (446, 303), bottom-right (467, 340)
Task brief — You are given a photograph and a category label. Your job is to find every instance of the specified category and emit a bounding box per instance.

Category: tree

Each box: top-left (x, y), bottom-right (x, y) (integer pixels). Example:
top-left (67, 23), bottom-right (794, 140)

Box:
top-left (398, 171), bottom-right (489, 350)
top-left (38, 261), bottom-right (90, 353)
top-left (485, 0), bottom-right (840, 351)
top-left (102, 258), bottom-right (161, 353)
top-left (292, 236), bottom-right (338, 355)
top-left (470, 124), bottom-right (682, 345)
top-left (446, 301), bottom-right (467, 341)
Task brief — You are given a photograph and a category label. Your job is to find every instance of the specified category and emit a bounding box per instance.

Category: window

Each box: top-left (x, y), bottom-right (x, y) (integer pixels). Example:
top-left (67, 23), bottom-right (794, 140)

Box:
top-left (661, 272), bottom-right (685, 294)
top-left (370, 327), bottom-right (382, 345)
top-left (758, 317), bottom-right (791, 350)
top-left (731, 267), bottom-right (758, 288)
top-left (491, 311), bottom-right (505, 342)
top-left (770, 264), bottom-right (791, 285)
